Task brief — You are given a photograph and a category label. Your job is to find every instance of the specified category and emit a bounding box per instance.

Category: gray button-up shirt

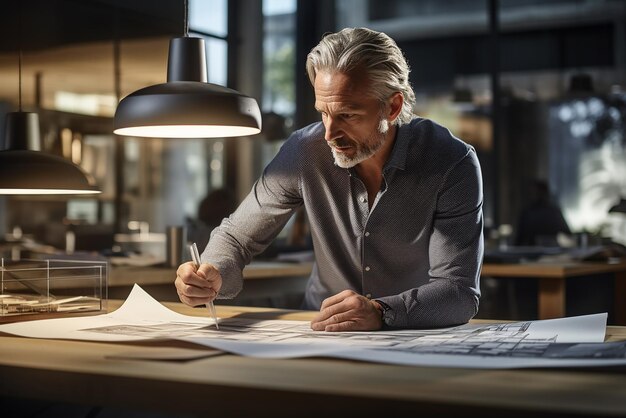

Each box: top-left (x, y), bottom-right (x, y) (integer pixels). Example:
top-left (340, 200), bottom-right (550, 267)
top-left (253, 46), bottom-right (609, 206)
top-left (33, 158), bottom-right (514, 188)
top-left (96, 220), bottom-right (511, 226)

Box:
top-left (202, 118), bottom-right (484, 328)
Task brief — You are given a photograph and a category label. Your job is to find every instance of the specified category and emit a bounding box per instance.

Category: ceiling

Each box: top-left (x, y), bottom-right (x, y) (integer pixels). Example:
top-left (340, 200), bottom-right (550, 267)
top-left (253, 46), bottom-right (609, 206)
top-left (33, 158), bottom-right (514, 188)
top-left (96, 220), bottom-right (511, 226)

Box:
top-left (0, 0), bottom-right (184, 117)
top-left (2, 0), bottom-right (183, 52)
top-left (8, 0), bottom-right (624, 119)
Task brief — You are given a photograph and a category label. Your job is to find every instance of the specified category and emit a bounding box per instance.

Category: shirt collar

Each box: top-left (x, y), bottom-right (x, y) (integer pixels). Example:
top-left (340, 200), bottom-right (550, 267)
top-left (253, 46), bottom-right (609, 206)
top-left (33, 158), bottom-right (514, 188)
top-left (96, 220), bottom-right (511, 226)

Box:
top-left (384, 122), bottom-right (411, 171)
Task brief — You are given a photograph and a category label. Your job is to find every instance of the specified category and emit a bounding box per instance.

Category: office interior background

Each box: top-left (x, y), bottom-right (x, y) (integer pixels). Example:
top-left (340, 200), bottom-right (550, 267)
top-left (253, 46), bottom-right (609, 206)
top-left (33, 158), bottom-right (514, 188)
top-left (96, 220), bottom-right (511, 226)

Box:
top-left (1, 0), bottom-right (625, 317)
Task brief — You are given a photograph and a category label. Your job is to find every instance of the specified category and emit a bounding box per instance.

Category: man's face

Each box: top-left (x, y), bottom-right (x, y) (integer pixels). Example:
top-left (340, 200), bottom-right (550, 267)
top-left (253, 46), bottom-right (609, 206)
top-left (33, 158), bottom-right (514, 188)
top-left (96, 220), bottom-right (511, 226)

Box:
top-left (314, 70), bottom-right (389, 168)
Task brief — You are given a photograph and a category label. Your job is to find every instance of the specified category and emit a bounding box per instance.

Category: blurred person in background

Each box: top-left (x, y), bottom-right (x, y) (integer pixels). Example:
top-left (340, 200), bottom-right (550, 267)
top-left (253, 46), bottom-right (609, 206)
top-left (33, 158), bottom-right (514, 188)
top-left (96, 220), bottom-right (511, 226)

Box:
top-left (515, 179), bottom-right (571, 247)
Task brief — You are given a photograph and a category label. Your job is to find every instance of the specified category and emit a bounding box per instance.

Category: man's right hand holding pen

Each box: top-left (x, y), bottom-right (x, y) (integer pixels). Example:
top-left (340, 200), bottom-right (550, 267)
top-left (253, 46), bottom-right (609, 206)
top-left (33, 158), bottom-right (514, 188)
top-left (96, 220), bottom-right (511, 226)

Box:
top-left (175, 261), bottom-right (223, 314)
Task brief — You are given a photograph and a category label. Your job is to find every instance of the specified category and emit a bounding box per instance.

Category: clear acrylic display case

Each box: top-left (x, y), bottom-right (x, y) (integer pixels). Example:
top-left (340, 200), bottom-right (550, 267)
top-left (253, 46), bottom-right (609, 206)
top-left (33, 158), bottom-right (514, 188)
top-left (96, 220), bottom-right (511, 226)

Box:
top-left (0, 259), bottom-right (107, 321)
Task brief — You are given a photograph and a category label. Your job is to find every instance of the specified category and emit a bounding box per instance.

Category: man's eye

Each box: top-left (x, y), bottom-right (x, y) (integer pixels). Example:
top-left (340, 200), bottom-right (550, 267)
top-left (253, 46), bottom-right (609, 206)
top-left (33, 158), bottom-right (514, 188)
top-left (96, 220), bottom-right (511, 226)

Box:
top-left (343, 114), bottom-right (355, 119)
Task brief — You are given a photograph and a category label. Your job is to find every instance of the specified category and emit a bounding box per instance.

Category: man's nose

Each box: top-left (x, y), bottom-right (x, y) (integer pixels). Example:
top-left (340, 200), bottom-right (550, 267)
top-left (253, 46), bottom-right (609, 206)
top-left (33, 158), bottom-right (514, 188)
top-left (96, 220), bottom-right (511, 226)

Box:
top-left (324, 117), bottom-right (341, 142)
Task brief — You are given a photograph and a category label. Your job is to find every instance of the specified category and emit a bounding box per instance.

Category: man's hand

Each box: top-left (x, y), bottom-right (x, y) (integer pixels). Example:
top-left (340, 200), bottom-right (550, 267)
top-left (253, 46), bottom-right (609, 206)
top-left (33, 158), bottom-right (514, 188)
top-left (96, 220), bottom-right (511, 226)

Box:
top-left (174, 261), bottom-right (223, 307)
top-left (310, 290), bottom-right (383, 332)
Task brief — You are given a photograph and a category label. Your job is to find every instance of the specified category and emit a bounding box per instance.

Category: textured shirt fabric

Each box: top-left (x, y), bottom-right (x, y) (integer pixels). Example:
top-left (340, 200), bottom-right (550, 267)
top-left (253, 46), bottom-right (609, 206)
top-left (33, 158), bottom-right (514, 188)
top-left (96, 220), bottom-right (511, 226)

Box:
top-left (202, 117), bottom-right (484, 328)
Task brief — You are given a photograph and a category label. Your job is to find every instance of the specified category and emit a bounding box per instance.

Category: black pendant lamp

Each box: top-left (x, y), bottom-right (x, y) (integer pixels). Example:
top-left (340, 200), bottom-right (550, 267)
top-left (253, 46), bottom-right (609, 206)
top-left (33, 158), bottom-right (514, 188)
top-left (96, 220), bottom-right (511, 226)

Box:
top-left (0, 42), bottom-right (100, 195)
top-left (113, 1), bottom-right (261, 138)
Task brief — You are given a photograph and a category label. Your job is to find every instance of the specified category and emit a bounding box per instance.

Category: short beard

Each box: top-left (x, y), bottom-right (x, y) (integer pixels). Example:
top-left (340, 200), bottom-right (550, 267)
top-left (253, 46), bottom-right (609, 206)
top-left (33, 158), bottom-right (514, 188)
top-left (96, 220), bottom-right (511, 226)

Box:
top-left (332, 117), bottom-right (389, 169)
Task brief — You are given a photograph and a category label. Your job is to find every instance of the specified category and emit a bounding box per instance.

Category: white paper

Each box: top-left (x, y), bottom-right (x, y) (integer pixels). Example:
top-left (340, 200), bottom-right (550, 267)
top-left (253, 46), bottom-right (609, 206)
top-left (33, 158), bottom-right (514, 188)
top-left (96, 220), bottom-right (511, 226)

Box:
top-left (0, 283), bottom-right (211, 341)
top-left (1, 284), bottom-right (624, 369)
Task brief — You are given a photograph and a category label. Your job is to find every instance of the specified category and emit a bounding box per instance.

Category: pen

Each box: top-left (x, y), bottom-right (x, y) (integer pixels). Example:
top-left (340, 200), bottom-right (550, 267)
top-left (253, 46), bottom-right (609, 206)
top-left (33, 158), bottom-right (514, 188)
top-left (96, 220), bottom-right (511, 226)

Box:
top-left (189, 242), bottom-right (219, 329)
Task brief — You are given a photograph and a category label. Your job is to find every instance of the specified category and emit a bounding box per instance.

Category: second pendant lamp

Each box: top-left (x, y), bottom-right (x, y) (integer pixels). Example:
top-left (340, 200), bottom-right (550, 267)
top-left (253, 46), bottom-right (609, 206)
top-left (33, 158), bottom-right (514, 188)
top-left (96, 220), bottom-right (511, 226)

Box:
top-left (114, 36), bottom-right (262, 139)
top-left (0, 8), bottom-right (100, 196)
top-left (0, 112), bottom-right (100, 195)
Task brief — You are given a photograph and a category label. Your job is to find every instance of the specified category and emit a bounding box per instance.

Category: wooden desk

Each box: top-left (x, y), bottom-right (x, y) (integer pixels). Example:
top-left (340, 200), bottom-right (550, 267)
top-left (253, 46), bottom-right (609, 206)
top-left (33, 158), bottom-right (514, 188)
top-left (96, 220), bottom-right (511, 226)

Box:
top-left (481, 261), bottom-right (626, 324)
top-left (1, 302), bottom-right (626, 417)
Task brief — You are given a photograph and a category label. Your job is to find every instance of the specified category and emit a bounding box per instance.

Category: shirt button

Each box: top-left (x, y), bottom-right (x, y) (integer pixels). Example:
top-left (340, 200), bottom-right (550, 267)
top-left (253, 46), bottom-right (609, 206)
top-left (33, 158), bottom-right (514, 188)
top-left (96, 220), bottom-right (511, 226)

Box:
top-left (365, 231), bottom-right (370, 237)
top-left (365, 266), bottom-right (371, 271)
top-left (360, 196), bottom-right (366, 203)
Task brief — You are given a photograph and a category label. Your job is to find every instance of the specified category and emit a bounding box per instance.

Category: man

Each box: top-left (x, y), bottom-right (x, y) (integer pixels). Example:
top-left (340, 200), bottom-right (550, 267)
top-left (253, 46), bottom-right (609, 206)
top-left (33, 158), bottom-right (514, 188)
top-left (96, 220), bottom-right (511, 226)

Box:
top-left (175, 27), bottom-right (484, 331)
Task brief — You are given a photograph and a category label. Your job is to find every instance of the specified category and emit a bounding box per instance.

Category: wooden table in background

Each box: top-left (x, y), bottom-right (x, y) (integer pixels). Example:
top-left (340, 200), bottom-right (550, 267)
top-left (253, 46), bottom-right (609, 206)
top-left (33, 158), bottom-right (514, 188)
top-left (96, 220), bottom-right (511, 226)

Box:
top-left (109, 261), bottom-right (313, 306)
top-left (481, 261), bottom-right (626, 324)
top-left (111, 260), bottom-right (626, 322)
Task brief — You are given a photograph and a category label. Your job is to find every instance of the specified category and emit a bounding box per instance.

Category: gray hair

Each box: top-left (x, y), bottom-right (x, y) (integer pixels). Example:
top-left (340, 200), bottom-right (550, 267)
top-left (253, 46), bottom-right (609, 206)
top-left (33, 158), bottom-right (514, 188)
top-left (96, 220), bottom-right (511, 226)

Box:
top-left (306, 27), bottom-right (416, 126)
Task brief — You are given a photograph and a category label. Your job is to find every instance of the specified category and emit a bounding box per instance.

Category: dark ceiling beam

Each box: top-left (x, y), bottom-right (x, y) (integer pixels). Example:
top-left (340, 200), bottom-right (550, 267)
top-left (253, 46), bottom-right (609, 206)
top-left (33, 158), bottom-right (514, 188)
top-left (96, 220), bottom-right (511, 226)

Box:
top-left (1, 0), bottom-right (184, 52)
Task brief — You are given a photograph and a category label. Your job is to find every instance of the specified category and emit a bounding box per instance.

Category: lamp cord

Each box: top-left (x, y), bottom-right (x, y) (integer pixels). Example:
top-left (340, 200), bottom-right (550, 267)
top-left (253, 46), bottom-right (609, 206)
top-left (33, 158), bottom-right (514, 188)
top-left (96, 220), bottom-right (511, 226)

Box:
top-left (18, 49), bottom-right (22, 112)
top-left (184, 0), bottom-right (189, 37)
top-left (18, 4), bottom-right (22, 112)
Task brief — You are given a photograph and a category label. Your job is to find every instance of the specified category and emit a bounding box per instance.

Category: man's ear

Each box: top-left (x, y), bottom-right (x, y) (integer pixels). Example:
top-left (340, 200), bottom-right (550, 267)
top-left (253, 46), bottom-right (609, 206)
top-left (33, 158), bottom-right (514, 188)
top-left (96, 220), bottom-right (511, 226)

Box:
top-left (386, 92), bottom-right (403, 123)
